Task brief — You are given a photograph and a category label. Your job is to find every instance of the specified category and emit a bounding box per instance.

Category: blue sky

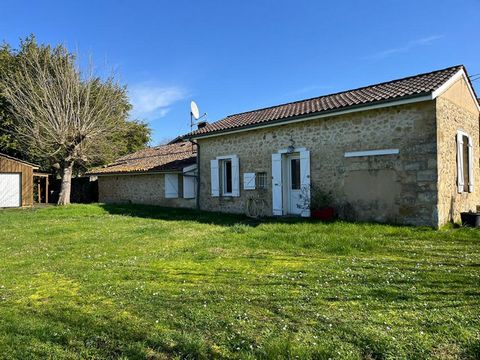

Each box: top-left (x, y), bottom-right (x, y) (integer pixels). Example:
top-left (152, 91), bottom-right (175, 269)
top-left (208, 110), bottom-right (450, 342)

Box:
top-left (2, 0), bottom-right (479, 144)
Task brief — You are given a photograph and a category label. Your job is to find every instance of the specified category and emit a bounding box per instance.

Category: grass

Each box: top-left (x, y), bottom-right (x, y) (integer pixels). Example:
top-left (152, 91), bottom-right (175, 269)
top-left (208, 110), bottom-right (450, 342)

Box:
top-left (0, 204), bottom-right (479, 359)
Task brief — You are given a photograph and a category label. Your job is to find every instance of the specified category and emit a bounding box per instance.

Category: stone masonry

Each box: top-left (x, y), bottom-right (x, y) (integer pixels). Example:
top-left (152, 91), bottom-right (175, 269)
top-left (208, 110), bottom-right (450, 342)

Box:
top-left (436, 77), bottom-right (480, 225)
top-left (98, 173), bottom-right (196, 209)
top-left (198, 101), bottom-right (443, 226)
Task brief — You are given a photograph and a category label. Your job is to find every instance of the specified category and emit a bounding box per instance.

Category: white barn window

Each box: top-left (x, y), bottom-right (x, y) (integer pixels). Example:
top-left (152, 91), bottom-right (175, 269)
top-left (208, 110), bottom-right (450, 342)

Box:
top-left (183, 164), bottom-right (197, 199)
top-left (456, 131), bottom-right (474, 193)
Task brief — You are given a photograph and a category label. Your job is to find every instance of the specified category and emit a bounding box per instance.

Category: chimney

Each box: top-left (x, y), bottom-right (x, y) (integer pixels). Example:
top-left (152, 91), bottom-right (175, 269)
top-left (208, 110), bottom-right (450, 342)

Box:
top-left (197, 121), bottom-right (208, 129)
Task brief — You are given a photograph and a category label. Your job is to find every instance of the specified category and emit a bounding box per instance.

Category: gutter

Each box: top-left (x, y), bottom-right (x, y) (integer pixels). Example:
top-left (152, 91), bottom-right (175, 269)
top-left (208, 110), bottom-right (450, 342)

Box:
top-left (189, 139), bottom-right (201, 210)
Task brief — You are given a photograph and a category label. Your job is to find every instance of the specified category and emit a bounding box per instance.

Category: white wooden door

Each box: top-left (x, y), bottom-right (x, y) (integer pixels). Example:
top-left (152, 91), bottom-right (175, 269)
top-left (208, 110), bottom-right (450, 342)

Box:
top-left (299, 150), bottom-right (311, 217)
top-left (0, 173), bottom-right (21, 208)
top-left (287, 154), bottom-right (302, 215)
top-left (271, 153), bottom-right (283, 215)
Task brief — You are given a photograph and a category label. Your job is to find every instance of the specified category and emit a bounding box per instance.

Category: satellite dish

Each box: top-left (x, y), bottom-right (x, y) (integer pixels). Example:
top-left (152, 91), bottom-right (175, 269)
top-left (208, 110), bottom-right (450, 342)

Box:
top-left (190, 101), bottom-right (200, 120)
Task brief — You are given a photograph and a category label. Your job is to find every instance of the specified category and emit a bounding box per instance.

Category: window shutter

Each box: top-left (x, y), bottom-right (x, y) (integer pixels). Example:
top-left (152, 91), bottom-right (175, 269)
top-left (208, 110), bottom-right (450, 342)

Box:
top-left (271, 153), bottom-right (283, 215)
top-left (468, 138), bottom-right (474, 192)
top-left (457, 133), bottom-right (464, 193)
top-left (300, 150), bottom-right (311, 218)
top-left (231, 156), bottom-right (240, 197)
top-left (183, 175), bottom-right (196, 199)
top-left (243, 173), bottom-right (256, 190)
top-left (165, 173), bottom-right (179, 198)
top-left (210, 159), bottom-right (220, 197)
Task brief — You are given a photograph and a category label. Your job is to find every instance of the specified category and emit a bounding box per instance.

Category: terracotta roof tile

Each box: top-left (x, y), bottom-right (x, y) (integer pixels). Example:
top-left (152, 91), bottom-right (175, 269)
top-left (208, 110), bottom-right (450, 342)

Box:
top-left (87, 142), bottom-right (196, 175)
top-left (190, 65), bottom-right (464, 137)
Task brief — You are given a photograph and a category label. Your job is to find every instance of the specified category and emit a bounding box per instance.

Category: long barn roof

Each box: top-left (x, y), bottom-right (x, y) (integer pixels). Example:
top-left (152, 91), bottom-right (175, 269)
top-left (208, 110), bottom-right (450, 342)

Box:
top-left (189, 65), bottom-right (469, 137)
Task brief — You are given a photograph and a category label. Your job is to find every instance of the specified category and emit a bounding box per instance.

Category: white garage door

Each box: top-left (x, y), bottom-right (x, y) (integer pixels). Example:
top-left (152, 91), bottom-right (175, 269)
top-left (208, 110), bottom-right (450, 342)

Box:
top-left (0, 173), bottom-right (21, 208)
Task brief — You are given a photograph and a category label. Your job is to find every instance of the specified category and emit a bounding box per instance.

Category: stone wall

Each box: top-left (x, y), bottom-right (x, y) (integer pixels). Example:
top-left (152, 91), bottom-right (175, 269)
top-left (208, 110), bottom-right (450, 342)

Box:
top-left (197, 101), bottom-right (439, 226)
top-left (436, 77), bottom-right (480, 225)
top-left (98, 173), bottom-right (196, 209)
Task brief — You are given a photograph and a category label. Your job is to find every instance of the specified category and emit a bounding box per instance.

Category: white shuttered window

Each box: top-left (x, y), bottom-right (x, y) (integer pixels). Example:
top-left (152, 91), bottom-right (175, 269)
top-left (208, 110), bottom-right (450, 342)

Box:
top-left (165, 173), bottom-right (179, 198)
top-left (210, 155), bottom-right (240, 197)
top-left (456, 131), bottom-right (474, 193)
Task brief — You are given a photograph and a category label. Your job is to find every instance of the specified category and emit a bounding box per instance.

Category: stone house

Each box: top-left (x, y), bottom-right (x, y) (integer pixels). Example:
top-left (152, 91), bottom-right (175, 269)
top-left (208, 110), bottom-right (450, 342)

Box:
top-left (88, 141), bottom-right (197, 208)
top-left (186, 65), bottom-right (479, 227)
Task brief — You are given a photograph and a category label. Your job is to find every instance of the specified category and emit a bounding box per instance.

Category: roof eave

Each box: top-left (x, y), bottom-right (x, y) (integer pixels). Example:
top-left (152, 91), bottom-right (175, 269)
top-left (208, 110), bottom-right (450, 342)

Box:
top-left (187, 92), bottom-right (434, 140)
top-left (87, 168), bottom-right (185, 176)
top-left (0, 152), bottom-right (40, 168)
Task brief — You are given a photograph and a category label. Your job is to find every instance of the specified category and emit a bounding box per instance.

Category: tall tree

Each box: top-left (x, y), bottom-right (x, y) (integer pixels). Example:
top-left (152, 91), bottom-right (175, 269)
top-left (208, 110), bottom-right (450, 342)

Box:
top-left (0, 37), bottom-right (141, 205)
top-left (0, 43), bottom-right (21, 158)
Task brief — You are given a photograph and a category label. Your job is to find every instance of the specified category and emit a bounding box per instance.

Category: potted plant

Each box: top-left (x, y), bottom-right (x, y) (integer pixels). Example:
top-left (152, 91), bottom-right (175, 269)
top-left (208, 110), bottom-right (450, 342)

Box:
top-left (299, 185), bottom-right (335, 221)
top-left (460, 211), bottom-right (480, 227)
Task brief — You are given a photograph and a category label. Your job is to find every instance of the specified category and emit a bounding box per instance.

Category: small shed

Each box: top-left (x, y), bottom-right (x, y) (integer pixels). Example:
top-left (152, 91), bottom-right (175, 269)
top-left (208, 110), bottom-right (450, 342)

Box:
top-left (0, 153), bottom-right (39, 208)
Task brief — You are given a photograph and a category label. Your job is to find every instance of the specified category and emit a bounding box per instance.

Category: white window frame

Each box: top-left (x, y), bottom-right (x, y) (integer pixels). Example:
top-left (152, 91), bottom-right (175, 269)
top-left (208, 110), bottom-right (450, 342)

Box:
top-left (457, 130), bottom-right (474, 193)
top-left (212, 154), bottom-right (240, 197)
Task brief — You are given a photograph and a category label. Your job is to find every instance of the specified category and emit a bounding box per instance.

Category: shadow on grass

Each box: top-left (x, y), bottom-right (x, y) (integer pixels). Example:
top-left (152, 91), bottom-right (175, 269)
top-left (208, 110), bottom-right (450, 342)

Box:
top-left (99, 203), bottom-right (317, 227)
top-left (98, 203), bottom-right (441, 233)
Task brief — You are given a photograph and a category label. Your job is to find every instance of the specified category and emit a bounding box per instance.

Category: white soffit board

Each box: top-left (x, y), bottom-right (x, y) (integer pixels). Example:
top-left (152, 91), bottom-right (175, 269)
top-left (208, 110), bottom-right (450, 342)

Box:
top-left (431, 69), bottom-right (480, 111)
top-left (344, 149), bottom-right (400, 158)
top-left (183, 164), bottom-right (197, 173)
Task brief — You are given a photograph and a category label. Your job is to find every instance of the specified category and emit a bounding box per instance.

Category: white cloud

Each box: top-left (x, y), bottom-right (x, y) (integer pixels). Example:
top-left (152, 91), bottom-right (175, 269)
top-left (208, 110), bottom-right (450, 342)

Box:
top-left (364, 35), bottom-right (444, 60)
top-left (128, 84), bottom-right (186, 120)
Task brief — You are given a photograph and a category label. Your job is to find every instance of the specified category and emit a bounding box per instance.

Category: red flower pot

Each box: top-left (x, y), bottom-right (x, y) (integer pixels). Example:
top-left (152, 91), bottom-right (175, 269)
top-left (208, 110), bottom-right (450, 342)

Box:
top-left (311, 207), bottom-right (335, 221)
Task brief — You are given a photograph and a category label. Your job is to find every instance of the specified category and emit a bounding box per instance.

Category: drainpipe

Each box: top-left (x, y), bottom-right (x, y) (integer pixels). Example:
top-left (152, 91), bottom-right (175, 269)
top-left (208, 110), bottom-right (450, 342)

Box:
top-left (191, 139), bottom-right (201, 210)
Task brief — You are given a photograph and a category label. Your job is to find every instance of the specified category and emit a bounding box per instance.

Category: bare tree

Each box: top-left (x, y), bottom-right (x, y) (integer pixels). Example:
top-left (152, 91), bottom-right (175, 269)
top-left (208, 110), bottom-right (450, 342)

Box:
top-left (0, 43), bottom-right (128, 205)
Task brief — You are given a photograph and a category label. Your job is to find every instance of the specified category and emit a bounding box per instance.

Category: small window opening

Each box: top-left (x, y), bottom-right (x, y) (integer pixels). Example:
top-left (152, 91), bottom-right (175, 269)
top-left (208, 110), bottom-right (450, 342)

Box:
top-left (256, 172), bottom-right (267, 189)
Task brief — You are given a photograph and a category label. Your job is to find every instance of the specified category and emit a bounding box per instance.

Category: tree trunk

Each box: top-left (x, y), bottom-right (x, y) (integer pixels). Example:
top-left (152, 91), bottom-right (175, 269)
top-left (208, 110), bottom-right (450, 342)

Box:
top-left (57, 161), bottom-right (74, 205)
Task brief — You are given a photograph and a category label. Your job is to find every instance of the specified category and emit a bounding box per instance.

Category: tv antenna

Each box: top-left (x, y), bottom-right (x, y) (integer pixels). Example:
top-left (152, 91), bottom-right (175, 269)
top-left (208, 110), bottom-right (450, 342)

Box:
top-left (190, 100), bottom-right (207, 131)
top-left (189, 100), bottom-right (207, 153)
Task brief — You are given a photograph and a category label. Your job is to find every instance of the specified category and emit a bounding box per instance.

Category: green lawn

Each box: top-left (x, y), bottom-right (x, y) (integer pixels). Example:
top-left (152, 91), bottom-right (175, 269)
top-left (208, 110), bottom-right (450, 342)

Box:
top-left (0, 204), bottom-right (479, 359)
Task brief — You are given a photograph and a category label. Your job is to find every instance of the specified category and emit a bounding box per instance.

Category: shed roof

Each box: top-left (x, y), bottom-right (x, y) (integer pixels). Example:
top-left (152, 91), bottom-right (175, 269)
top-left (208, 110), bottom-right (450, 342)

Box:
top-left (0, 153), bottom-right (39, 169)
top-left (189, 65), bottom-right (470, 138)
top-left (87, 142), bottom-right (196, 175)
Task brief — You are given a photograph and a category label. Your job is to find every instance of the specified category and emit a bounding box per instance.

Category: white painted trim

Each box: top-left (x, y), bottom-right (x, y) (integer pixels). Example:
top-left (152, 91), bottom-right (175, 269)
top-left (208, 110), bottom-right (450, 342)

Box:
top-left (344, 149), bottom-right (400, 158)
top-left (456, 130), bottom-right (474, 193)
top-left (431, 70), bottom-right (464, 99)
top-left (183, 164), bottom-right (197, 173)
top-left (277, 147), bottom-right (307, 154)
top-left (190, 95), bottom-right (433, 140)
top-left (457, 129), bottom-right (470, 139)
top-left (216, 154), bottom-right (238, 160)
top-left (431, 69), bottom-right (480, 111)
